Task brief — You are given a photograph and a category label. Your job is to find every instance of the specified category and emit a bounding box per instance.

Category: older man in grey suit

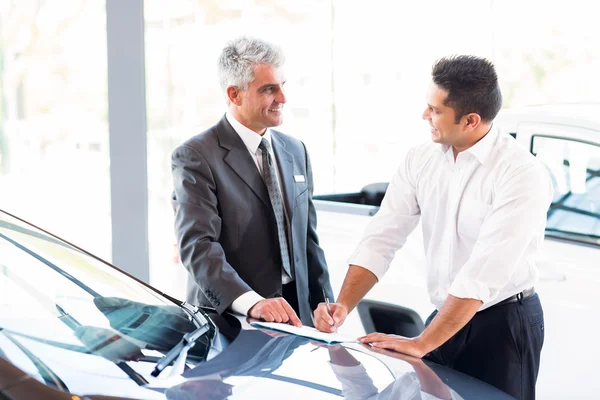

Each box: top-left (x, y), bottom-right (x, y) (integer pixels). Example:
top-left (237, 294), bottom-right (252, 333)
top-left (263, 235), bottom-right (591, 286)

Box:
top-left (171, 37), bottom-right (333, 326)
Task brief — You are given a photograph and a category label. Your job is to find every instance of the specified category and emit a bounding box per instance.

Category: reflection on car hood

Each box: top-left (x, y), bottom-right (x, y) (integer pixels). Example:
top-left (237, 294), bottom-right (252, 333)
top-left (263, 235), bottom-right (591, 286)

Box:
top-left (1, 319), bottom-right (515, 399)
top-left (154, 328), bottom-right (514, 400)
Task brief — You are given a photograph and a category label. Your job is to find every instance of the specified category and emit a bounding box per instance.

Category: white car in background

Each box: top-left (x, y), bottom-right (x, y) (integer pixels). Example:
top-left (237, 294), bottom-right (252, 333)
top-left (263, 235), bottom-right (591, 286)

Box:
top-left (315, 103), bottom-right (600, 400)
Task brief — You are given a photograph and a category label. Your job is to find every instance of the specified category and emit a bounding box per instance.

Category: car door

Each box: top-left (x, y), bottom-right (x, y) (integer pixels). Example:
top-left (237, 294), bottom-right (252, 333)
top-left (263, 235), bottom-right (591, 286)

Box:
top-left (514, 121), bottom-right (600, 398)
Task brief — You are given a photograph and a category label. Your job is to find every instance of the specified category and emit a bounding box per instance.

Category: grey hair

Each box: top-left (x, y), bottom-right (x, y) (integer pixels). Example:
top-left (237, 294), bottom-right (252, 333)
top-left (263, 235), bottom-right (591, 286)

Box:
top-left (217, 36), bottom-right (285, 94)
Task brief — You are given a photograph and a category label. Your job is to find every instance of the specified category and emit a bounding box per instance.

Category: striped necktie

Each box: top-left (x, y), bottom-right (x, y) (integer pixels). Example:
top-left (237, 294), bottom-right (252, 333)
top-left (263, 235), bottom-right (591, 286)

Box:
top-left (259, 138), bottom-right (292, 278)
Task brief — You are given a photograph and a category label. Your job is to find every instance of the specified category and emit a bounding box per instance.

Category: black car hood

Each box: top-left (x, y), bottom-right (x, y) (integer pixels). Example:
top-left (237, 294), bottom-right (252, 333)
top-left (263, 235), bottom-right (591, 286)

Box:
top-left (157, 328), bottom-right (514, 400)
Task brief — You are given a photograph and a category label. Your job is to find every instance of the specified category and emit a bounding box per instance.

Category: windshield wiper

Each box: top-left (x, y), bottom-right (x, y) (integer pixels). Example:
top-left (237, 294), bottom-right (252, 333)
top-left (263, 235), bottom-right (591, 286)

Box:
top-left (0, 214), bottom-right (219, 381)
top-left (151, 323), bottom-right (213, 377)
top-left (159, 292), bottom-right (215, 330)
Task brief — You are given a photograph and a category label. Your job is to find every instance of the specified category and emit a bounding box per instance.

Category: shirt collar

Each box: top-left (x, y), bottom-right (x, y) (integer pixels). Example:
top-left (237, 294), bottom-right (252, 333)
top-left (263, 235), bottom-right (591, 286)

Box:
top-left (438, 124), bottom-right (498, 166)
top-left (226, 112), bottom-right (272, 154)
top-left (464, 124), bottom-right (498, 166)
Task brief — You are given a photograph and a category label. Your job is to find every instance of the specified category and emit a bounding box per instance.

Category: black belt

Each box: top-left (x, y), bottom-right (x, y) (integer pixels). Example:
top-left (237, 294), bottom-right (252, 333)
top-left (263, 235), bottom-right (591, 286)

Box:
top-left (495, 287), bottom-right (535, 306)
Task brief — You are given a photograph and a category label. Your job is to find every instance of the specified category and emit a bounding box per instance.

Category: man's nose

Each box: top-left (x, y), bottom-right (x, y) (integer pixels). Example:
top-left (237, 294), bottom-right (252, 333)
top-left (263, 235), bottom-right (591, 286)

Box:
top-left (276, 87), bottom-right (287, 104)
top-left (422, 108), bottom-right (430, 120)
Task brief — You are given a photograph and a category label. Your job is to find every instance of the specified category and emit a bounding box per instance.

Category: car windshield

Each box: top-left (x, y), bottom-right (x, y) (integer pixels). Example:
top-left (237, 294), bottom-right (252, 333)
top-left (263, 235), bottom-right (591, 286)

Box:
top-left (0, 209), bottom-right (214, 391)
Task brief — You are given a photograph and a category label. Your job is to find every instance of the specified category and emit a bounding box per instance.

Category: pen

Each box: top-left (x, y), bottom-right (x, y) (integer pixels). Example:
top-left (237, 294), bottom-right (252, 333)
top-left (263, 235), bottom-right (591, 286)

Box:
top-left (322, 286), bottom-right (337, 333)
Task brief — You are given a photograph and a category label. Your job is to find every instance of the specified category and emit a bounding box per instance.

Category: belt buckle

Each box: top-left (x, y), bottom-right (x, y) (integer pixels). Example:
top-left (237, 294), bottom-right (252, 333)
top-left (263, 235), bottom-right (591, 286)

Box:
top-left (516, 291), bottom-right (524, 304)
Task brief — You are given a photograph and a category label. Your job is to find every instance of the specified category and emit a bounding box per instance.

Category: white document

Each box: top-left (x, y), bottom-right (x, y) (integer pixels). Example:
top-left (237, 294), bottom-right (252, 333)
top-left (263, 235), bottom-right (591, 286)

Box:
top-left (251, 321), bottom-right (357, 344)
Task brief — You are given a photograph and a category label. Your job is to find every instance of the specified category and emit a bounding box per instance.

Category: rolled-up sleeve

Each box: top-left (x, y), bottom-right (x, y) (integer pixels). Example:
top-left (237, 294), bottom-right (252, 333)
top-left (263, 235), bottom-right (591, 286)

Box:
top-left (348, 148), bottom-right (421, 281)
top-left (449, 162), bottom-right (554, 303)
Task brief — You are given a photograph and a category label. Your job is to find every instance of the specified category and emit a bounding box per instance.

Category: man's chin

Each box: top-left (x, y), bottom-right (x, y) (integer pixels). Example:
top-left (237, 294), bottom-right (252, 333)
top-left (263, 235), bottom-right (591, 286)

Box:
top-left (430, 133), bottom-right (442, 143)
top-left (267, 118), bottom-right (284, 128)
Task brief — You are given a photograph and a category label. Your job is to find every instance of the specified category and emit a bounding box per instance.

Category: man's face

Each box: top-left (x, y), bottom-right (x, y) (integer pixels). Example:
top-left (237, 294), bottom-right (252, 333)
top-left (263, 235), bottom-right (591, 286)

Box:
top-left (234, 64), bottom-right (286, 134)
top-left (422, 82), bottom-right (463, 146)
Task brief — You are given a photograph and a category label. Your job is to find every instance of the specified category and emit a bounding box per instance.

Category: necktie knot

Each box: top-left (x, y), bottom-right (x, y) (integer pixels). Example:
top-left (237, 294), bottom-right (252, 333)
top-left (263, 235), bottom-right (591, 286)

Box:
top-left (259, 138), bottom-right (271, 152)
top-left (259, 138), bottom-right (272, 166)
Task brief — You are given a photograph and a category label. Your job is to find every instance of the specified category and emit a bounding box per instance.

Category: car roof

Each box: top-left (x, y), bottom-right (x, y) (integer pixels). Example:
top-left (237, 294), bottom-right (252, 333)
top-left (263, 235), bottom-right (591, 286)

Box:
top-left (496, 102), bottom-right (600, 133)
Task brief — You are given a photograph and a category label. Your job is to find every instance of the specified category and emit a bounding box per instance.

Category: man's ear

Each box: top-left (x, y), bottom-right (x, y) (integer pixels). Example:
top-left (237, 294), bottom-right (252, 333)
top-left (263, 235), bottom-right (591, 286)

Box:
top-left (226, 86), bottom-right (242, 106)
top-left (463, 113), bottom-right (481, 132)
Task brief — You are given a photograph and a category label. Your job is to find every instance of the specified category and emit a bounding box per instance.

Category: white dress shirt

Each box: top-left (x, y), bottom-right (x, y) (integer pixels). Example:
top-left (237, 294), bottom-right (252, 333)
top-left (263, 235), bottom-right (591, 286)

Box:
top-left (348, 125), bottom-right (554, 311)
top-left (225, 113), bottom-right (292, 316)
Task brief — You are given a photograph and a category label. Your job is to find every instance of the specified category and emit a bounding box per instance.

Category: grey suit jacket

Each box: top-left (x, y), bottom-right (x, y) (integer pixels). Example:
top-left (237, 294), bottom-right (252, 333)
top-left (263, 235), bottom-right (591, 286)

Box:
top-left (171, 115), bottom-right (333, 325)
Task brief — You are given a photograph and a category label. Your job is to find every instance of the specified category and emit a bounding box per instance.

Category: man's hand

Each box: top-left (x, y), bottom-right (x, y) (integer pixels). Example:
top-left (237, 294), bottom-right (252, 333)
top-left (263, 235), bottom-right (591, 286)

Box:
top-left (314, 302), bottom-right (348, 332)
top-left (313, 265), bottom-right (377, 333)
top-left (248, 298), bottom-right (302, 327)
top-left (360, 342), bottom-right (423, 365)
top-left (358, 333), bottom-right (427, 358)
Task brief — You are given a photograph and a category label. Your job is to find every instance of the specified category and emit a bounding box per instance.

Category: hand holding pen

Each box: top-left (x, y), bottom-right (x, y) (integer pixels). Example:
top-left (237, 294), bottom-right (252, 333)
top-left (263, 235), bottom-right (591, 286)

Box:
top-left (313, 287), bottom-right (349, 333)
top-left (322, 287), bottom-right (337, 333)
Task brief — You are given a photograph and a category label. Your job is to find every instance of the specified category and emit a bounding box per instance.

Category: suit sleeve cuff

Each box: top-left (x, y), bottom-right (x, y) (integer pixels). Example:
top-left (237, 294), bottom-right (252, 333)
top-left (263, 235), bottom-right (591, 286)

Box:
top-left (347, 247), bottom-right (390, 281)
top-left (230, 290), bottom-right (265, 316)
top-left (448, 276), bottom-right (492, 303)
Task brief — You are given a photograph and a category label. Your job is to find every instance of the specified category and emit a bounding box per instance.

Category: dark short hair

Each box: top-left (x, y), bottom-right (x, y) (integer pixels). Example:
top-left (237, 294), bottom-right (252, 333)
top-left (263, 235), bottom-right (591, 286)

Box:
top-left (431, 55), bottom-right (502, 123)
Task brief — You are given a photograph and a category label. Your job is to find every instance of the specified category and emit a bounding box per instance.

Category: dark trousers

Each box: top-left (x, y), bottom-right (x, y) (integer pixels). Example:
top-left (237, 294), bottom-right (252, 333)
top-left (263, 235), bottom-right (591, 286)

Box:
top-left (423, 294), bottom-right (544, 400)
top-left (281, 281), bottom-right (300, 315)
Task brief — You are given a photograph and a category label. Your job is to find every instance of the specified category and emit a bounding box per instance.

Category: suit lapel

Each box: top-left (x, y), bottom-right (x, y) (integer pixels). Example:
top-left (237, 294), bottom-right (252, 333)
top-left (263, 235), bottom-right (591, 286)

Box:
top-left (271, 131), bottom-right (295, 220)
top-left (217, 116), bottom-right (272, 210)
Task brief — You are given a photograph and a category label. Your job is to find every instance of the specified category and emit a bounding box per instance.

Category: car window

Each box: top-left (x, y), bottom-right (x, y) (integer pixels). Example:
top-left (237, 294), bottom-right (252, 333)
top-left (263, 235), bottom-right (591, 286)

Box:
top-left (0, 210), bottom-right (214, 386)
top-left (532, 135), bottom-right (600, 245)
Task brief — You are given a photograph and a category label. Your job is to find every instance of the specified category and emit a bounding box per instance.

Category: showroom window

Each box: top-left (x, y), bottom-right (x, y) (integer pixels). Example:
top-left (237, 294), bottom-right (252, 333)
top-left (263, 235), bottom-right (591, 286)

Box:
top-left (0, 1), bottom-right (111, 260)
top-left (532, 135), bottom-right (600, 245)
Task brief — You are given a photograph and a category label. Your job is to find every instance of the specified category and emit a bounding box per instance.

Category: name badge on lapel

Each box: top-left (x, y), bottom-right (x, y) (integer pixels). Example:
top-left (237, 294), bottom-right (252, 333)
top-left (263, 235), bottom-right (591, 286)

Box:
top-left (294, 174), bottom-right (306, 183)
